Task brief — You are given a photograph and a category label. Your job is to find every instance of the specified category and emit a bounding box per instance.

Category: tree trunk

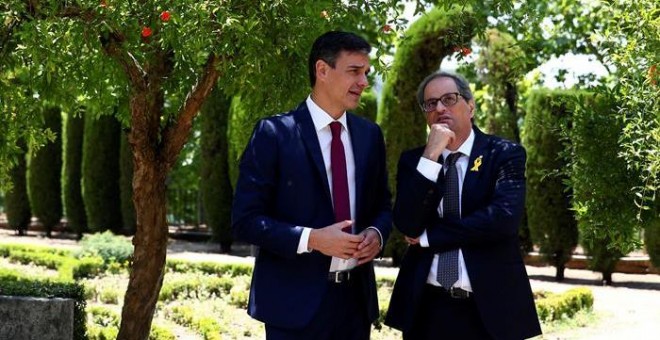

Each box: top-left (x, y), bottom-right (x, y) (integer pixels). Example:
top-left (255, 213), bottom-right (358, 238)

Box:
top-left (110, 49), bottom-right (219, 340)
top-left (555, 263), bottom-right (565, 281)
top-left (117, 81), bottom-right (169, 340)
top-left (117, 158), bottom-right (168, 340)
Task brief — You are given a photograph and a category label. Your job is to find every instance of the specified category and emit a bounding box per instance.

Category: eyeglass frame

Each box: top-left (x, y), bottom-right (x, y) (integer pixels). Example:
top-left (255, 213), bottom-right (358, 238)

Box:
top-left (420, 92), bottom-right (464, 112)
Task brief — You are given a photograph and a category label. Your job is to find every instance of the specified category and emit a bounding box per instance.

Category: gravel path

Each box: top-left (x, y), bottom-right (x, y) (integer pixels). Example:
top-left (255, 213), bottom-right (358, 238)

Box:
top-left (525, 266), bottom-right (660, 339)
top-left (2, 230), bottom-right (659, 339)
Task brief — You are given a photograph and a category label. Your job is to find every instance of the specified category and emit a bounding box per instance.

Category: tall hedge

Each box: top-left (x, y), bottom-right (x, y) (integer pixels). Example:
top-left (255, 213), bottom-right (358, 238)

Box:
top-left (377, 6), bottom-right (477, 265)
top-left (475, 28), bottom-right (531, 255)
top-left (474, 28), bottom-right (526, 142)
top-left (82, 113), bottom-right (121, 233)
top-left (63, 109), bottom-right (86, 238)
top-left (28, 106), bottom-right (63, 237)
top-left (228, 96), bottom-right (257, 189)
top-left (354, 89), bottom-right (377, 122)
top-left (568, 93), bottom-right (639, 284)
top-left (521, 90), bottom-right (578, 281)
top-left (119, 132), bottom-right (136, 235)
top-left (645, 217), bottom-right (660, 268)
top-left (200, 87), bottom-right (233, 252)
top-left (5, 138), bottom-right (31, 235)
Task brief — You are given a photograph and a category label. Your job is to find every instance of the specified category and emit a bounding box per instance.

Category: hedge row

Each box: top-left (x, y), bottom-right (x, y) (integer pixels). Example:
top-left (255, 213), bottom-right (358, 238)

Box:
top-left (0, 269), bottom-right (87, 340)
top-left (535, 287), bottom-right (594, 322)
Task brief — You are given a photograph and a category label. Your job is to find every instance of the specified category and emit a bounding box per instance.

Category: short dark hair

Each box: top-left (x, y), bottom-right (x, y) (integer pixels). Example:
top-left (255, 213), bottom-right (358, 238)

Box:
top-left (308, 31), bottom-right (371, 87)
top-left (416, 71), bottom-right (474, 109)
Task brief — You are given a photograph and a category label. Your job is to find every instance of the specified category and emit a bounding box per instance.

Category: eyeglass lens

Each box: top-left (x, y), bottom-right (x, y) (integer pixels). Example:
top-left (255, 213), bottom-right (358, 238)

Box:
top-left (424, 93), bottom-right (459, 111)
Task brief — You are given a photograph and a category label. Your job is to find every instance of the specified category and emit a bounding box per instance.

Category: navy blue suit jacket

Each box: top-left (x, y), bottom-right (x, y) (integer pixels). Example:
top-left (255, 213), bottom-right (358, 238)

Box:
top-left (232, 102), bottom-right (392, 329)
top-left (385, 127), bottom-right (541, 339)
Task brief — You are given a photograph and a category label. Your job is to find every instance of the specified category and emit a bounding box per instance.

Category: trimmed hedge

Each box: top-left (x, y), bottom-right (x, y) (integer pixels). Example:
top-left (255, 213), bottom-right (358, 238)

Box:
top-left (646, 217), bottom-right (660, 268)
top-left (28, 106), bottom-right (63, 236)
top-left (521, 90), bottom-right (578, 280)
top-left (567, 93), bottom-right (636, 284)
top-left (0, 269), bottom-right (87, 340)
top-left (83, 113), bottom-right (122, 233)
top-left (0, 244), bottom-right (105, 280)
top-left (200, 87), bottom-right (233, 252)
top-left (378, 6), bottom-right (477, 264)
top-left (5, 138), bottom-right (31, 234)
top-left (86, 305), bottom-right (176, 340)
top-left (165, 259), bottom-right (253, 277)
top-left (63, 108), bottom-right (87, 237)
top-left (354, 89), bottom-right (378, 122)
top-left (535, 287), bottom-right (593, 322)
top-left (119, 132), bottom-right (136, 235)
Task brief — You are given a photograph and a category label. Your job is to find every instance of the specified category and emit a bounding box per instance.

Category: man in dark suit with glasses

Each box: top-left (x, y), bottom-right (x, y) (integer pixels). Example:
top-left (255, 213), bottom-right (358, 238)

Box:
top-left (385, 71), bottom-right (541, 339)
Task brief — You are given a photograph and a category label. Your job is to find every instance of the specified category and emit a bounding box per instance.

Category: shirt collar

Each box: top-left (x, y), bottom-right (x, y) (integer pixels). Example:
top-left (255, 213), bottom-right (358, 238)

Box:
top-left (306, 95), bottom-right (348, 132)
top-left (442, 128), bottom-right (475, 160)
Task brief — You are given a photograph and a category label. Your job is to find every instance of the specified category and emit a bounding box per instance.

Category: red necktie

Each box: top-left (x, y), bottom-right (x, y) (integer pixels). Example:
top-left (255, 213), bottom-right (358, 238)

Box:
top-left (330, 122), bottom-right (351, 230)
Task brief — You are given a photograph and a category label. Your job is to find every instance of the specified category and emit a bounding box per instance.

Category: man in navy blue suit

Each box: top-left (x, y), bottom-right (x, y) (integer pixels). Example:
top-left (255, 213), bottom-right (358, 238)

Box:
top-left (384, 71), bottom-right (541, 339)
top-left (232, 31), bottom-right (392, 339)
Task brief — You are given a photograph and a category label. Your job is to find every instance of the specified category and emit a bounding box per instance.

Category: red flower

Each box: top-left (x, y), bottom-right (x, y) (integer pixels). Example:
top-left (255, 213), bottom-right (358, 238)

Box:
top-left (461, 47), bottom-right (472, 56)
top-left (382, 24), bottom-right (392, 33)
top-left (160, 11), bottom-right (171, 22)
top-left (141, 26), bottom-right (152, 38)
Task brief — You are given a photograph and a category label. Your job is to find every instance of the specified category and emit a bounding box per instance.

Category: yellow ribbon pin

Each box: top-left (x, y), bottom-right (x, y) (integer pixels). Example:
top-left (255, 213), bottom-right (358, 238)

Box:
top-left (470, 155), bottom-right (483, 172)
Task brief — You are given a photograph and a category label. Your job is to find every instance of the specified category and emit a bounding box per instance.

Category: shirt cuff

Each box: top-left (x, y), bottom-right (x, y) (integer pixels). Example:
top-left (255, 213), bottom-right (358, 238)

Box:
top-left (297, 227), bottom-right (312, 254)
top-left (419, 230), bottom-right (430, 247)
top-left (367, 226), bottom-right (384, 250)
top-left (417, 157), bottom-right (443, 182)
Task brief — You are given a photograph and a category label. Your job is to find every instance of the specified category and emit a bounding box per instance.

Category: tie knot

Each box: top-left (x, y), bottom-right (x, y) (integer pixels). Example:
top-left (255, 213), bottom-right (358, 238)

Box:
top-left (445, 153), bottom-right (461, 166)
top-left (330, 121), bottom-right (342, 138)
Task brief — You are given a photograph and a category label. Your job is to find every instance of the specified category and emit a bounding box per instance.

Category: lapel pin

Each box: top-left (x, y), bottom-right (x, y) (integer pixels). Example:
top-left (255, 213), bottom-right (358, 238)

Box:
top-left (470, 155), bottom-right (483, 172)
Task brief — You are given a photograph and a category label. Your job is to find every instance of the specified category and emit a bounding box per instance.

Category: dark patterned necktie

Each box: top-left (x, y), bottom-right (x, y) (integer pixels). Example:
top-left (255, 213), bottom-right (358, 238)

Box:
top-left (330, 122), bottom-right (351, 232)
top-left (437, 152), bottom-right (461, 288)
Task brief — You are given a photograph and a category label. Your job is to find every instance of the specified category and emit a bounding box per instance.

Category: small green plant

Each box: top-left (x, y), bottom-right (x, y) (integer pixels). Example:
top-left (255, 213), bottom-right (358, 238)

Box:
top-left (77, 231), bottom-right (133, 266)
top-left (536, 287), bottom-right (594, 322)
top-left (99, 287), bottom-right (121, 304)
top-left (72, 256), bottom-right (105, 279)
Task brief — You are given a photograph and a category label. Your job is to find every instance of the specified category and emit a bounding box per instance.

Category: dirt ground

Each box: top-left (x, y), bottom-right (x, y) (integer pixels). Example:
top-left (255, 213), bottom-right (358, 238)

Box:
top-left (1, 229), bottom-right (659, 339)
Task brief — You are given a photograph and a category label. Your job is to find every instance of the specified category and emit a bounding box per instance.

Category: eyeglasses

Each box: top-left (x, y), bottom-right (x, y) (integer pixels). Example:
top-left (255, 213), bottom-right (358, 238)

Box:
top-left (421, 92), bottom-right (463, 112)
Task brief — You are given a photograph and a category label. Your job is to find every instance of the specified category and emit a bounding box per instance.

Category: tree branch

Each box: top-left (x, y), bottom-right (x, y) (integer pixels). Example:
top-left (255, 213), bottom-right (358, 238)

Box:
top-left (161, 53), bottom-right (222, 169)
top-left (101, 36), bottom-right (146, 89)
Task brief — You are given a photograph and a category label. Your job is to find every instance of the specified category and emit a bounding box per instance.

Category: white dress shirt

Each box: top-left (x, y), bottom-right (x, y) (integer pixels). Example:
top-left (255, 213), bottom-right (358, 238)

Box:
top-left (296, 96), bottom-right (357, 271)
top-left (416, 129), bottom-right (475, 291)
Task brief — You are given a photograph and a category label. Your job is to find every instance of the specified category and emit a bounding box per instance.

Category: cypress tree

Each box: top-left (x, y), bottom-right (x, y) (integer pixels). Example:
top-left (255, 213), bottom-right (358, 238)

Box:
top-left (27, 106), bottom-right (63, 237)
top-left (354, 89), bottom-right (377, 122)
top-left (568, 93), bottom-right (637, 284)
top-left (82, 113), bottom-right (122, 232)
top-left (120, 132), bottom-right (136, 235)
top-left (475, 28), bottom-right (532, 256)
top-left (200, 87), bottom-right (233, 252)
top-left (645, 218), bottom-right (660, 268)
top-left (5, 138), bottom-right (31, 235)
top-left (378, 7), bottom-right (477, 265)
top-left (63, 108), bottom-right (87, 238)
top-left (521, 90), bottom-right (578, 281)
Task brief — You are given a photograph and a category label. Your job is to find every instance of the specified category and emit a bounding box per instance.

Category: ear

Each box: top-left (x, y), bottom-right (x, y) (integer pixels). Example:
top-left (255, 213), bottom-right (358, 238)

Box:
top-left (315, 59), bottom-right (330, 83)
top-left (468, 99), bottom-right (476, 118)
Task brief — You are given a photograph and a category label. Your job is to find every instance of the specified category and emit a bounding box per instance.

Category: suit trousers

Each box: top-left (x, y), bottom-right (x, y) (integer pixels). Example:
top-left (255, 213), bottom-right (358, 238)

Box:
top-left (265, 278), bottom-right (370, 340)
top-left (403, 284), bottom-right (492, 340)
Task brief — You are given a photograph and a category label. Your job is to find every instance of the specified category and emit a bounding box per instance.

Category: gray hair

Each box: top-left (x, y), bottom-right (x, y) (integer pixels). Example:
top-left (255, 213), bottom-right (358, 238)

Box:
top-left (416, 71), bottom-right (474, 110)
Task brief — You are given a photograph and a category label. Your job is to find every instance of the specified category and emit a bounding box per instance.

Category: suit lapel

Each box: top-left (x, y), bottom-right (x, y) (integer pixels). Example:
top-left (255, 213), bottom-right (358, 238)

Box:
top-left (294, 103), bottom-right (332, 201)
top-left (462, 127), bottom-right (488, 214)
top-left (348, 114), bottom-right (366, 221)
